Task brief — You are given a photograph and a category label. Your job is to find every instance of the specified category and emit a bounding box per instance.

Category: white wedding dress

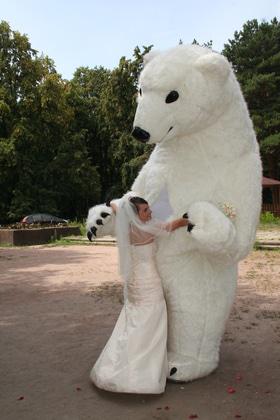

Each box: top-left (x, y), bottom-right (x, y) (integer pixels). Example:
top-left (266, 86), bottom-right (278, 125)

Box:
top-left (90, 227), bottom-right (168, 394)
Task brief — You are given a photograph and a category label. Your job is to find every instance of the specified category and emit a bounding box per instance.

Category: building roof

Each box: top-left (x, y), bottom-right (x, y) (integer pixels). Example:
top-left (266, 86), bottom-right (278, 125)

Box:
top-left (262, 176), bottom-right (280, 186)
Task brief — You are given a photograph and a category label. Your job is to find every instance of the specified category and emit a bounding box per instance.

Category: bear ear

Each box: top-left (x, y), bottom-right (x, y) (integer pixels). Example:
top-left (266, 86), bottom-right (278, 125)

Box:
top-left (195, 53), bottom-right (230, 81)
top-left (143, 50), bottom-right (160, 67)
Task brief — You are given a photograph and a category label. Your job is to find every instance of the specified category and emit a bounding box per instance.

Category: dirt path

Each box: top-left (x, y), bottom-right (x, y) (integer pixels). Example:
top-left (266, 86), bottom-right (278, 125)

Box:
top-left (1, 244), bottom-right (279, 420)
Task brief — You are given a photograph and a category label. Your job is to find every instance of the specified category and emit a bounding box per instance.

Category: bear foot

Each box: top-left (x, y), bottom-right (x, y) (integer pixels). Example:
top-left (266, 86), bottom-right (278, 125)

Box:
top-left (167, 355), bottom-right (218, 382)
top-left (167, 367), bottom-right (187, 383)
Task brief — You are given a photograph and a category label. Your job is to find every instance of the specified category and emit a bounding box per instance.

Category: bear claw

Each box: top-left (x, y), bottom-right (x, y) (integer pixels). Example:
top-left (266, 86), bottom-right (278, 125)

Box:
top-left (187, 223), bottom-right (195, 232)
top-left (90, 226), bottom-right (97, 236)
top-left (170, 367), bottom-right (177, 376)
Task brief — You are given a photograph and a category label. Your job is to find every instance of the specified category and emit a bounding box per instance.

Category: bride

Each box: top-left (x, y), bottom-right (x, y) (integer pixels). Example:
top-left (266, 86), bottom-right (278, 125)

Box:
top-left (90, 192), bottom-right (189, 394)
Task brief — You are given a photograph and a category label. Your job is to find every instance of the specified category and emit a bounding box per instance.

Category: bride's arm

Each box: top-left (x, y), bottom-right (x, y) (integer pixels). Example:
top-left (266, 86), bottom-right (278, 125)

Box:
top-left (164, 217), bottom-right (188, 232)
top-left (109, 201), bottom-right (118, 214)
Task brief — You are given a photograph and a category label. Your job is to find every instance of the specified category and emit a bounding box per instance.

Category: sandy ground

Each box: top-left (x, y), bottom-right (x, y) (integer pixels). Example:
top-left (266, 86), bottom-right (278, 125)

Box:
top-left (1, 243), bottom-right (280, 420)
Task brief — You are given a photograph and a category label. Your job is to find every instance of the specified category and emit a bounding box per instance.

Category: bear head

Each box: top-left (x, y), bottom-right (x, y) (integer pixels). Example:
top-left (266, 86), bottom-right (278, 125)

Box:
top-left (132, 44), bottom-right (236, 145)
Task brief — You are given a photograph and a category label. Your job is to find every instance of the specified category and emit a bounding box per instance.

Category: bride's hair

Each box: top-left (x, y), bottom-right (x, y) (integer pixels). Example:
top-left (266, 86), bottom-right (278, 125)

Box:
top-left (129, 196), bottom-right (148, 214)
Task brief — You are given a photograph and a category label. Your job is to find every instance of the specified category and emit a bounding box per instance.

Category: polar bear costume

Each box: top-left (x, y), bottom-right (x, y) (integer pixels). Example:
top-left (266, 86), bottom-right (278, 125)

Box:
top-left (87, 45), bottom-right (262, 382)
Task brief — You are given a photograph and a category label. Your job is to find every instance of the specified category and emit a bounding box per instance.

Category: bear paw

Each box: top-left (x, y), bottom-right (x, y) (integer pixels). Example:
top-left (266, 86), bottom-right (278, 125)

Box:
top-left (167, 355), bottom-right (218, 382)
top-left (86, 204), bottom-right (114, 241)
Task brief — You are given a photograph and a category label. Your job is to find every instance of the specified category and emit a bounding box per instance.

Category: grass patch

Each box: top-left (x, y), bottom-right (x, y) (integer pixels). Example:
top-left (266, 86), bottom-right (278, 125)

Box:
top-left (47, 237), bottom-right (90, 247)
top-left (0, 242), bottom-right (15, 248)
top-left (69, 220), bottom-right (86, 235)
top-left (258, 212), bottom-right (280, 230)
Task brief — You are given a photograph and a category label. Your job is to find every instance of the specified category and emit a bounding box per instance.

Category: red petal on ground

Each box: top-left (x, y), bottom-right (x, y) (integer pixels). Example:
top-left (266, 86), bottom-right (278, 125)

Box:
top-left (164, 406), bottom-right (170, 410)
top-left (17, 396), bottom-right (24, 400)
top-left (189, 415), bottom-right (198, 419)
top-left (76, 387), bottom-right (81, 391)
top-left (227, 387), bottom-right (236, 394)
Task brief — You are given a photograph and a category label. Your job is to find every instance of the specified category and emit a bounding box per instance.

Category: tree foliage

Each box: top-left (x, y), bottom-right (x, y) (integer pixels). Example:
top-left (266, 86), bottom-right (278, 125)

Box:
top-left (0, 21), bottom-right (152, 223)
top-left (1, 18), bottom-right (279, 223)
top-left (69, 45), bottom-right (153, 202)
top-left (223, 18), bottom-right (280, 178)
top-left (0, 21), bottom-right (100, 222)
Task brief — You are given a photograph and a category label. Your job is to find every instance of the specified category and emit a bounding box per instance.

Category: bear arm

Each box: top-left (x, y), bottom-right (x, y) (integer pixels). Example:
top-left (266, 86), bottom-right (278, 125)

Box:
top-left (131, 164), bottom-right (149, 196)
top-left (187, 201), bottom-right (237, 258)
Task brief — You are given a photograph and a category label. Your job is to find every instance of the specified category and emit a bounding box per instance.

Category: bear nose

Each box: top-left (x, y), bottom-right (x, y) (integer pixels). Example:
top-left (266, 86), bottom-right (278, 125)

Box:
top-left (131, 126), bottom-right (150, 142)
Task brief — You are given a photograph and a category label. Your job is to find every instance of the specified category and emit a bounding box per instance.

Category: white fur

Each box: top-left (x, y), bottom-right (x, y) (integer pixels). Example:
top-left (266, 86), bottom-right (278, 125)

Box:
top-left (86, 45), bottom-right (262, 382)
top-left (86, 204), bottom-right (115, 238)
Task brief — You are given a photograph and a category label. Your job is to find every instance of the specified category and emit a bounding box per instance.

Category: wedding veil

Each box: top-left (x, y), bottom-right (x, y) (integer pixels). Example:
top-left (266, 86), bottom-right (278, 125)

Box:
top-left (115, 191), bottom-right (168, 299)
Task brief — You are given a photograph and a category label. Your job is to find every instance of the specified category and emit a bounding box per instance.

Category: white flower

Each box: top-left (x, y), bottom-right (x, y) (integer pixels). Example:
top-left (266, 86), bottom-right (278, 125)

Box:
top-left (219, 202), bottom-right (236, 219)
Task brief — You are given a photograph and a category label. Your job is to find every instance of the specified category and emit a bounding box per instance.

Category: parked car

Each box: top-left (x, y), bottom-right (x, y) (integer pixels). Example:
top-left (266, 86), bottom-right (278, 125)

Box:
top-left (21, 213), bottom-right (68, 225)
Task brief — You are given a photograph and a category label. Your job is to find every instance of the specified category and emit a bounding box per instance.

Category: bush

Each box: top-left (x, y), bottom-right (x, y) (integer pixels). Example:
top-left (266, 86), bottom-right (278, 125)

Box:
top-left (260, 211), bottom-right (280, 224)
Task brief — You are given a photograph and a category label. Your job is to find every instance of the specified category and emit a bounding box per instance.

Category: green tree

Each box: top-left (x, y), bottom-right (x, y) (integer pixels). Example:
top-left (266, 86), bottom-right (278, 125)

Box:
top-left (0, 21), bottom-right (100, 222)
top-left (0, 20), bottom-right (54, 221)
top-left (71, 46), bottom-right (154, 201)
top-left (192, 39), bottom-right (213, 48)
top-left (70, 66), bottom-right (111, 201)
top-left (7, 72), bottom-right (101, 220)
top-left (223, 18), bottom-right (280, 179)
top-left (98, 46), bottom-right (153, 197)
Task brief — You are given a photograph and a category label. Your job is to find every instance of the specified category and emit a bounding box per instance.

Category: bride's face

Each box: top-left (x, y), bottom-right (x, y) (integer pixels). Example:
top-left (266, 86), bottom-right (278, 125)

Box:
top-left (137, 203), bottom-right (152, 222)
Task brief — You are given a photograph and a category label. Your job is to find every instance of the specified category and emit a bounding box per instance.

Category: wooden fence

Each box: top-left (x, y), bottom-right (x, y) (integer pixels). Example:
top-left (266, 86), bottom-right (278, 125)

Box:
top-left (262, 203), bottom-right (280, 217)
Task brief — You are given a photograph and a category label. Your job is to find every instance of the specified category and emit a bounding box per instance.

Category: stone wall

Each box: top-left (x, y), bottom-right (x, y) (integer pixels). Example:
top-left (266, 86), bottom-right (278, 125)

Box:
top-left (0, 226), bottom-right (81, 246)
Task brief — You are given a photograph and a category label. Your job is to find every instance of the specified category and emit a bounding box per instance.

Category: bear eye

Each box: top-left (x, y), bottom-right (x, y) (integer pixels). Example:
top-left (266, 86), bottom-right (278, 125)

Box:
top-left (165, 90), bottom-right (179, 103)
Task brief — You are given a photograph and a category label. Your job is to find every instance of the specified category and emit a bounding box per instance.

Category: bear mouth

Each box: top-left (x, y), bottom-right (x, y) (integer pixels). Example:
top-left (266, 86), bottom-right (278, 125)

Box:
top-left (159, 126), bottom-right (174, 143)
